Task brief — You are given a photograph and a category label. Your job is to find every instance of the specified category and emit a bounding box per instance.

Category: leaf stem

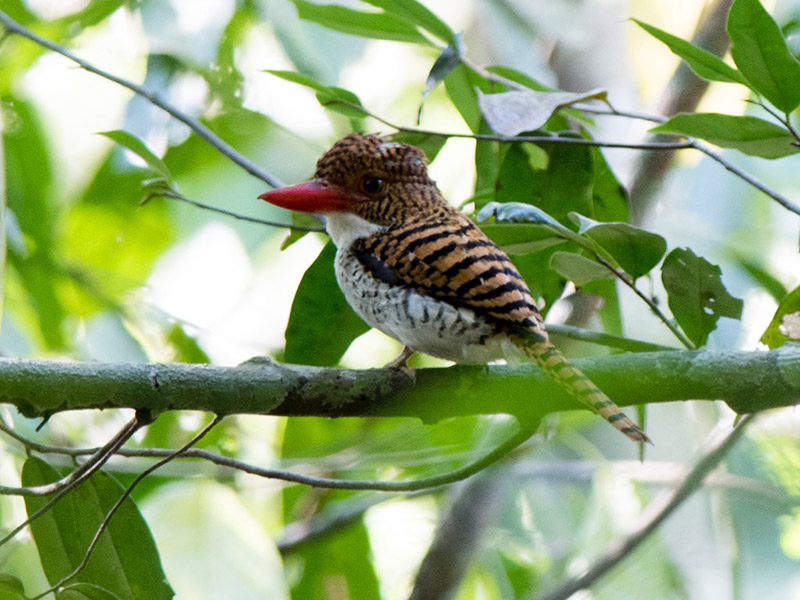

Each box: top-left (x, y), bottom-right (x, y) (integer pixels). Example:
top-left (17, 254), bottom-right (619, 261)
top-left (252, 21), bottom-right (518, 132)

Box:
top-left (594, 256), bottom-right (695, 349)
top-left (143, 188), bottom-right (325, 232)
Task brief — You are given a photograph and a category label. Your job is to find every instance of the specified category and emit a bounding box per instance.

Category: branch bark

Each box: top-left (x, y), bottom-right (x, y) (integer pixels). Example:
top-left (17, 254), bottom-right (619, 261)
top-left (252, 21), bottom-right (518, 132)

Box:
top-left (0, 346), bottom-right (797, 423)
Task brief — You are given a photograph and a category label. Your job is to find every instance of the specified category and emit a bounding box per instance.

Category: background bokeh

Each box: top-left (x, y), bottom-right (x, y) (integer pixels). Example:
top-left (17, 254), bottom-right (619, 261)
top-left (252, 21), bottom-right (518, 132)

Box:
top-left (1, 1), bottom-right (799, 599)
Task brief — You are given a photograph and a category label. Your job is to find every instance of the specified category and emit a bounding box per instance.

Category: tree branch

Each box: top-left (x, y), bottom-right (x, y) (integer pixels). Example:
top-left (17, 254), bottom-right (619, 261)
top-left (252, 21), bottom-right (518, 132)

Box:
top-left (0, 348), bottom-right (797, 424)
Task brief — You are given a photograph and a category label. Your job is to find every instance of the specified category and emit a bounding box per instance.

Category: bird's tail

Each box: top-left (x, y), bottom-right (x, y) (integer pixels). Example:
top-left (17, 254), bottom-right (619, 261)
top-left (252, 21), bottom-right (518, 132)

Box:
top-left (522, 340), bottom-right (651, 444)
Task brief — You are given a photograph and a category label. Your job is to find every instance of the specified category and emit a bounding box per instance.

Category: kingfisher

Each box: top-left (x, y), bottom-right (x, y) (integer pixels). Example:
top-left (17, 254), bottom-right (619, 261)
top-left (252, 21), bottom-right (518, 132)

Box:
top-left (259, 133), bottom-right (649, 443)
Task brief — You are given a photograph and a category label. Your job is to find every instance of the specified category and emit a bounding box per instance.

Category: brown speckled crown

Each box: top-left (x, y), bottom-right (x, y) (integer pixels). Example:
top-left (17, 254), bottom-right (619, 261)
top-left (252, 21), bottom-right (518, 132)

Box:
top-left (315, 133), bottom-right (429, 183)
top-left (313, 133), bottom-right (452, 226)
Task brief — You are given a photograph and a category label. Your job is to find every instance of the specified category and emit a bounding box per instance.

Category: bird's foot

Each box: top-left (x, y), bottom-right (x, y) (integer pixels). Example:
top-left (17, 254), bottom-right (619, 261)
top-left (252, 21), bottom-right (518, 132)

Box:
top-left (384, 346), bottom-right (416, 378)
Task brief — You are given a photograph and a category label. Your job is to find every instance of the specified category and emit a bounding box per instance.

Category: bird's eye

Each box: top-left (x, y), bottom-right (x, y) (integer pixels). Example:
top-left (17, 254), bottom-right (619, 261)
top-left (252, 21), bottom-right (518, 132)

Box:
top-left (361, 176), bottom-right (385, 194)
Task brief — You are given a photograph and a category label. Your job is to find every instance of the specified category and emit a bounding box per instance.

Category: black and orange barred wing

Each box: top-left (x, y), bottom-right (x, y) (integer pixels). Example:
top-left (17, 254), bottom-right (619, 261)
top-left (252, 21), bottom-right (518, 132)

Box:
top-left (351, 212), bottom-right (549, 342)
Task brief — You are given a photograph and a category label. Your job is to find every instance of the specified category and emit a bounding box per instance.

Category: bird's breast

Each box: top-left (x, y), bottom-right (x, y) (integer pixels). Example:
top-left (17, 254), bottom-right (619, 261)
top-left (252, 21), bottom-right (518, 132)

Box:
top-left (334, 245), bottom-right (522, 364)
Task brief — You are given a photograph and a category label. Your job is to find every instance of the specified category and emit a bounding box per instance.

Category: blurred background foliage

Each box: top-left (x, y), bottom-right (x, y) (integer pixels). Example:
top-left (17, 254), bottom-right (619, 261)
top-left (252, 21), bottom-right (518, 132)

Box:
top-left (0, 0), bottom-right (799, 599)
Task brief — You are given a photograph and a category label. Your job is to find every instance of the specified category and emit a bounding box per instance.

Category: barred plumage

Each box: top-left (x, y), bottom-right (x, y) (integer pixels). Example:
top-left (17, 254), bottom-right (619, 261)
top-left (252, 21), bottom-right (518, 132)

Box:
top-left (259, 133), bottom-right (650, 444)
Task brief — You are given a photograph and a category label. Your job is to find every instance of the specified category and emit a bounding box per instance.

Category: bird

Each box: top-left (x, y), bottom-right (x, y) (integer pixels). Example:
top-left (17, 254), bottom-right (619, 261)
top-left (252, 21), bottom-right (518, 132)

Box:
top-left (258, 133), bottom-right (650, 444)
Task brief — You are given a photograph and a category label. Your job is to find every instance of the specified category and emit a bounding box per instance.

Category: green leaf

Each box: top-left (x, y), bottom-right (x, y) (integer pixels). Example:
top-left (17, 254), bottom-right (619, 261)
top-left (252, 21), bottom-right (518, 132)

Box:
top-left (0, 0), bottom-right (36, 24)
top-left (362, 0), bottom-right (456, 45)
top-left (570, 213), bottom-right (667, 279)
top-left (485, 66), bottom-right (551, 91)
top-left (144, 481), bottom-right (288, 598)
top-left (760, 285), bottom-right (800, 348)
top-left (21, 457), bottom-right (173, 600)
top-left (58, 583), bottom-right (122, 600)
top-left (480, 223), bottom-right (566, 255)
top-left (0, 115), bottom-right (6, 332)
top-left (476, 201), bottom-right (562, 227)
top-left (66, 154), bottom-right (174, 312)
top-left (496, 142), bottom-right (595, 225)
top-left (98, 130), bottom-right (173, 182)
top-left (661, 248), bottom-right (743, 347)
top-left (478, 88), bottom-right (607, 137)
top-left (0, 575), bottom-right (26, 600)
top-left (422, 39), bottom-right (462, 99)
top-left (289, 521), bottom-right (381, 600)
top-left (292, 0), bottom-right (432, 45)
top-left (473, 121), bottom-right (509, 203)
top-left (316, 86), bottom-right (367, 118)
top-left (582, 277), bottom-right (623, 337)
top-left (279, 212), bottom-right (324, 250)
top-left (265, 69), bottom-right (328, 93)
top-left (266, 70), bottom-right (366, 118)
top-left (476, 198), bottom-right (620, 269)
top-left (736, 257), bottom-right (787, 301)
top-left (166, 324), bottom-right (210, 363)
top-left (633, 19), bottom-right (747, 84)
top-left (727, 0), bottom-right (800, 112)
top-left (388, 131), bottom-right (447, 161)
top-left (54, 1), bottom-right (126, 31)
top-left (444, 64), bottom-right (485, 132)
top-left (549, 251), bottom-right (613, 286)
top-left (3, 95), bottom-right (67, 349)
top-left (588, 144), bottom-right (629, 223)
top-left (650, 113), bottom-right (800, 159)
top-left (284, 242), bottom-right (369, 366)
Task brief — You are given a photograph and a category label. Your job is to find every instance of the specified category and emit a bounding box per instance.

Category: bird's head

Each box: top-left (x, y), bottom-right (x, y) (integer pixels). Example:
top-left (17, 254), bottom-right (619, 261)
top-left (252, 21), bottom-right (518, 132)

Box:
top-left (258, 133), bottom-right (450, 226)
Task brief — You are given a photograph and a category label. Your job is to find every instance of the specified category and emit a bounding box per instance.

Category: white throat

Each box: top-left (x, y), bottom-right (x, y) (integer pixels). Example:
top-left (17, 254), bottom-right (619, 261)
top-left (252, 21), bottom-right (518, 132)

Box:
top-left (323, 213), bottom-right (385, 248)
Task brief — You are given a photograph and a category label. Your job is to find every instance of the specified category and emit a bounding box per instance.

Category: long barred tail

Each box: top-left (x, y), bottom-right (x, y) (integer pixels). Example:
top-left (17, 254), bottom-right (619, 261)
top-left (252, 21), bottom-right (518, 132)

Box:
top-left (523, 341), bottom-right (651, 444)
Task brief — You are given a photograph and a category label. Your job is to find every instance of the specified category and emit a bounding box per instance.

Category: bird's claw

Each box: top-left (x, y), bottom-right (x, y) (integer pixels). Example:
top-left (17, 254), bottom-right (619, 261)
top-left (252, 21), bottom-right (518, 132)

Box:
top-left (384, 346), bottom-right (416, 378)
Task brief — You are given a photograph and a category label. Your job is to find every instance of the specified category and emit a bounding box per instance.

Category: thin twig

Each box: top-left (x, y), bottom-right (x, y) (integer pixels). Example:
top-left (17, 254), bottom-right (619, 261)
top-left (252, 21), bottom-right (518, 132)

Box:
top-left (544, 324), bottom-right (674, 353)
top-left (6, 416), bottom-right (786, 511)
top-left (143, 188), bottom-right (325, 232)
top-left (0, 412), bottom-right (152, 548)
top-left (30, 415), bottom-right (223, 600)
top-left (535, 414), bottom-right (756, 600)
top-left (459, 56), bottom-right (526, 90)
top-left (752, 100), bottom-right (800, 144)
top-left (0, 415), bottom-right (143, 497)
top-left (0, 10), bottom-right (284, 189)
top-left (1, 416), bottom-right (535, 493)
top-left (688, 140), bottom-right (800, 215)
top-left (368, 103), bottom-right (690, 151)
top-left (147, 423), bottom-right (535, 492)
top-left (594, 256), bottom-right (695, 349)
top-left (579, 101), bottom-right (668, 124)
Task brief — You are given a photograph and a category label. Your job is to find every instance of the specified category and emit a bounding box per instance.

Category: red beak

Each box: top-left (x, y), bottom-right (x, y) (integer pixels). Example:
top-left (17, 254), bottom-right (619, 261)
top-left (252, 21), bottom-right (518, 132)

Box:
top-left (258, 180), bottom-right (355, 213)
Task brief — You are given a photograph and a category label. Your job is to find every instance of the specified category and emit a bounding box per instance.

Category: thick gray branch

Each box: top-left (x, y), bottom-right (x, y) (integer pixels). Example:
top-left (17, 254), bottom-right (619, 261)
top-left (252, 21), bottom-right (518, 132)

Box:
top-left (0, 346), bottom-right (797, 422)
